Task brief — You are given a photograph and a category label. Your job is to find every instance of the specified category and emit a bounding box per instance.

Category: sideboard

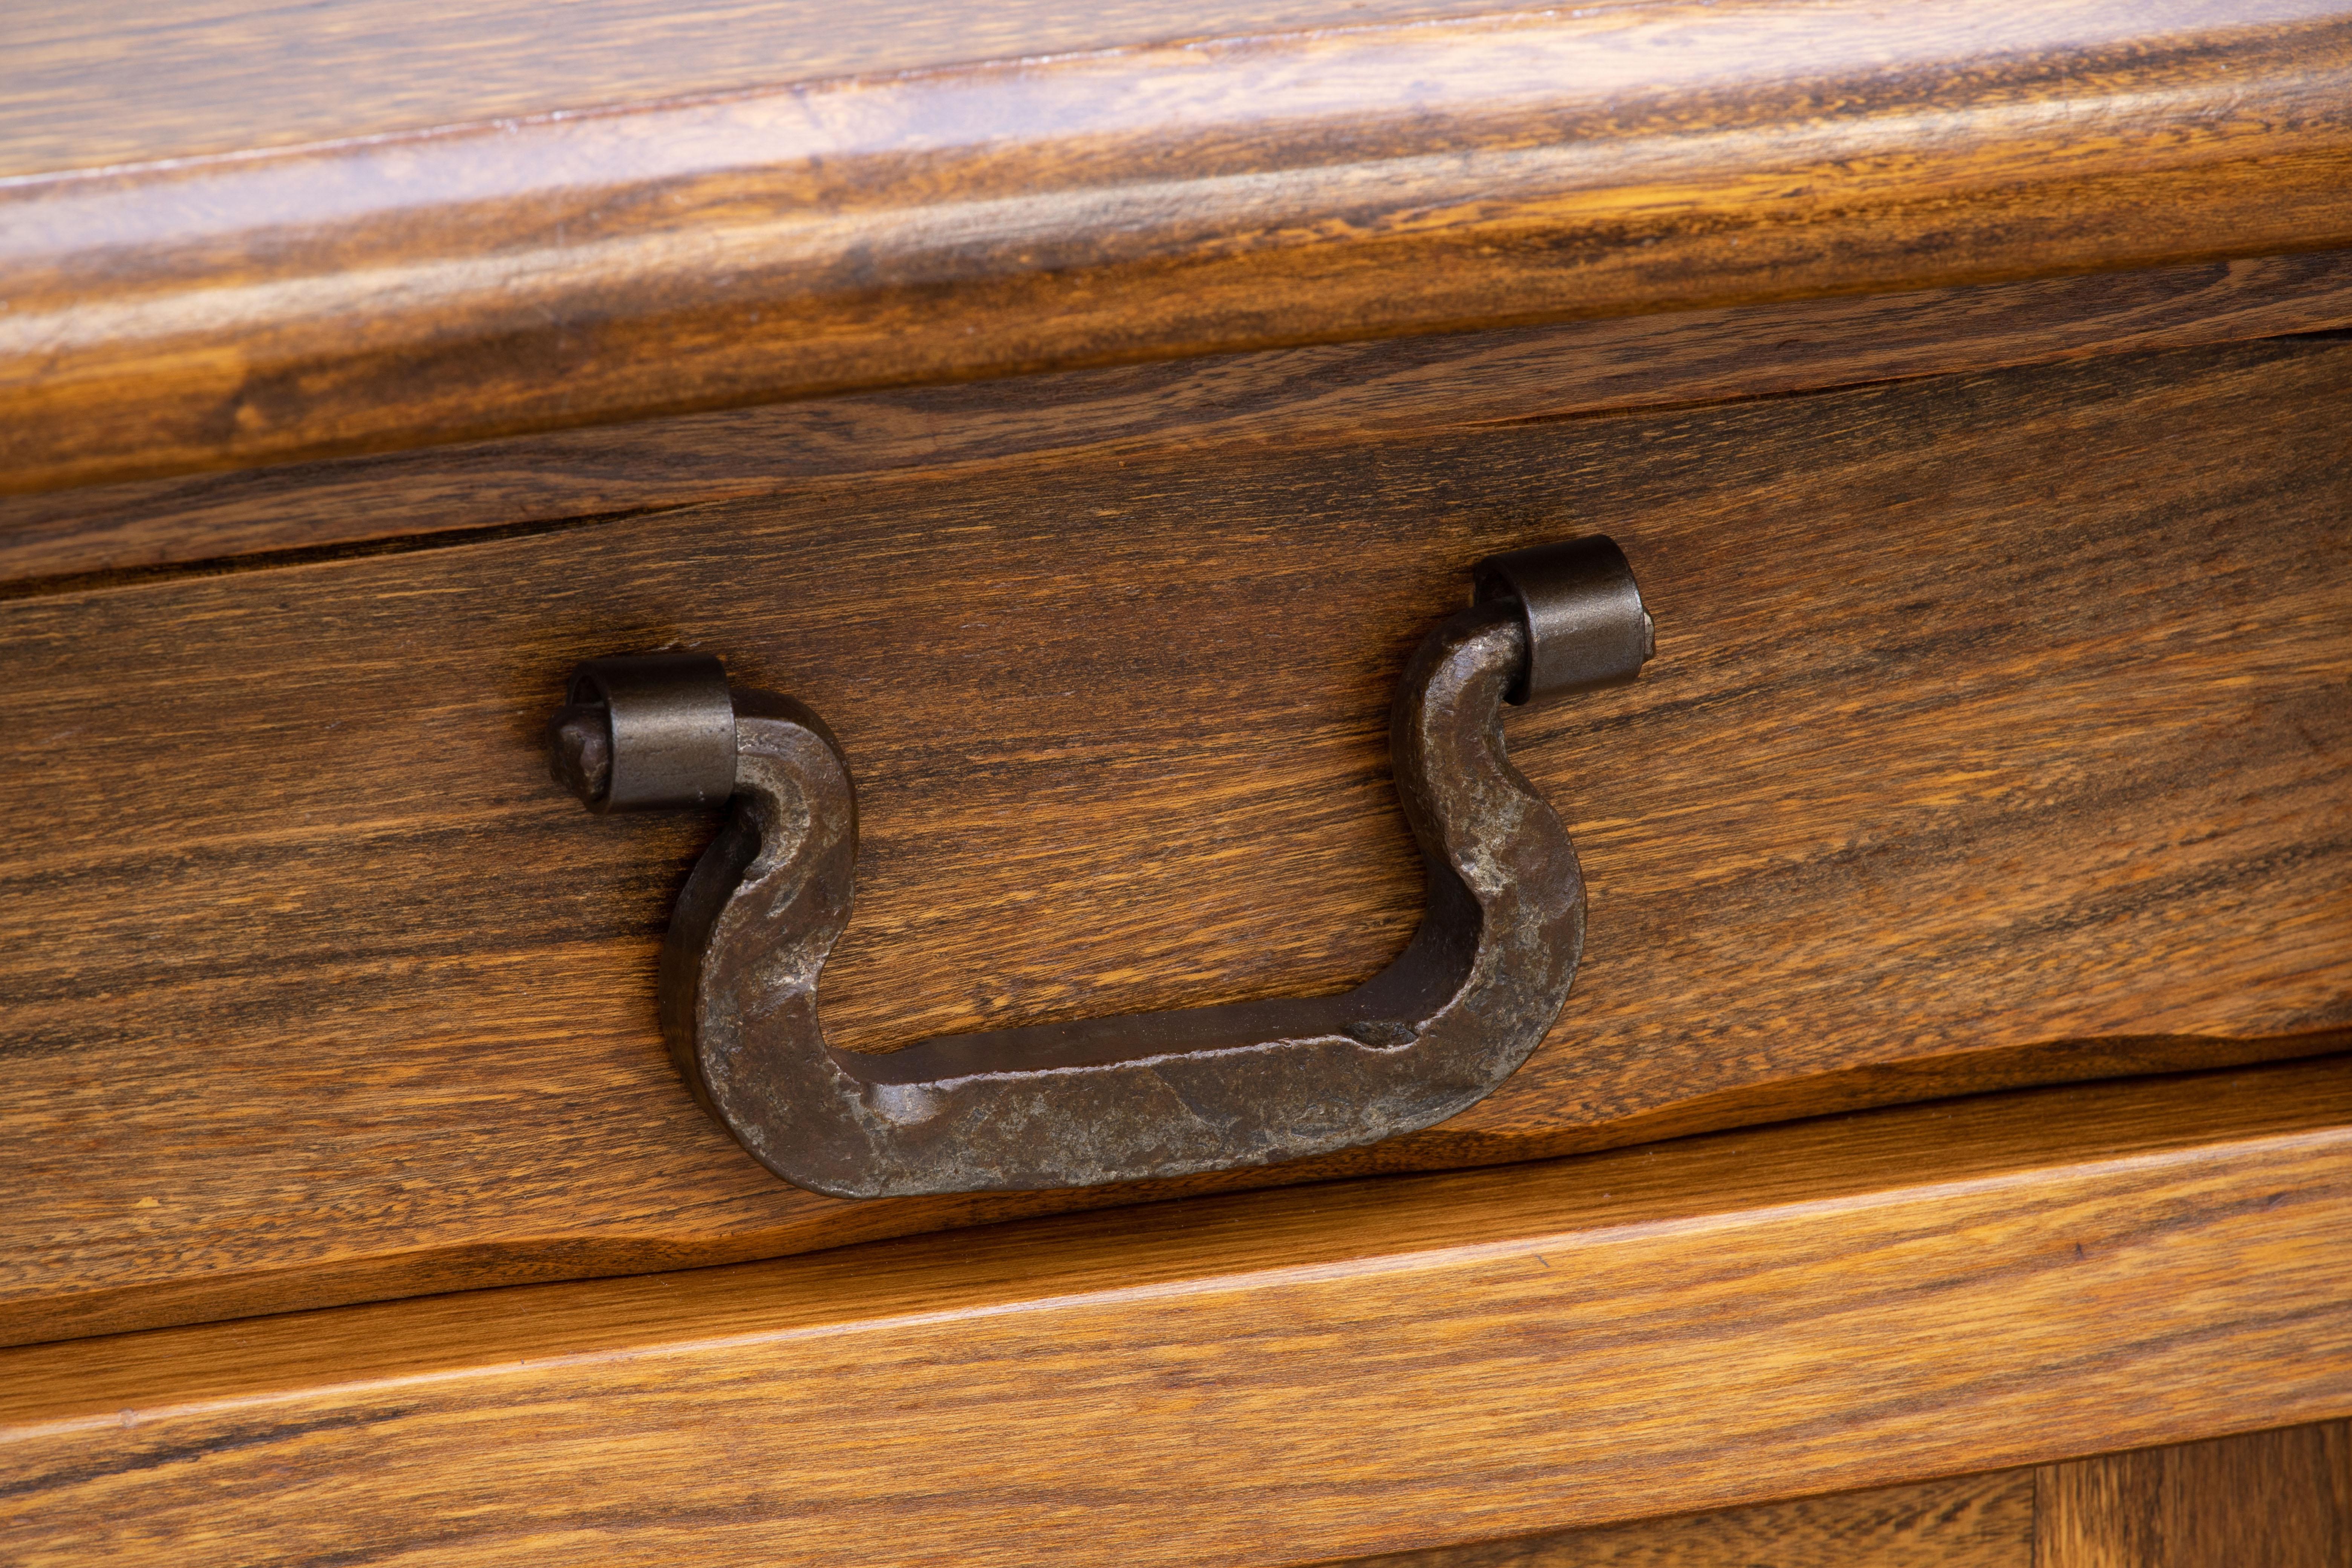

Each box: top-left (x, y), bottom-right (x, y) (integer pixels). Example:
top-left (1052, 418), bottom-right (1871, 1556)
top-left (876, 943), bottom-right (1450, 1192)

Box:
top-left (3, 1), bottom-right (2348, 1560)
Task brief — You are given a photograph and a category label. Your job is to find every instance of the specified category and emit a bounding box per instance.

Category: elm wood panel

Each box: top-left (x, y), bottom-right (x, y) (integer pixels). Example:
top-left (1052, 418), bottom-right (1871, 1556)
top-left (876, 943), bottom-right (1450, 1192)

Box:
top-left (1323, 1470), bottom-right (2034, 1568)
top-left (5, 1061), bottom-right (2352, 1567)
top-left (2036, 1423), bottom-right (2352, 1568)
top-left (12, 252), bottom-right (2352, 588)
top-left (10, 3), bottom-right (2352, 496)
top-left (0, 0), bottom-right (1471, 178)
top-left (2, 335), bottom-right (2347, 1347)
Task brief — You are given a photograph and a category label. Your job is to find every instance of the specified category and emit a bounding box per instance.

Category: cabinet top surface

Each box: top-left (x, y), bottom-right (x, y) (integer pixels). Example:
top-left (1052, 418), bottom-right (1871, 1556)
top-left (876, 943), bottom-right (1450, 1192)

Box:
top-left (6, 0), bottom-right (2340, 179)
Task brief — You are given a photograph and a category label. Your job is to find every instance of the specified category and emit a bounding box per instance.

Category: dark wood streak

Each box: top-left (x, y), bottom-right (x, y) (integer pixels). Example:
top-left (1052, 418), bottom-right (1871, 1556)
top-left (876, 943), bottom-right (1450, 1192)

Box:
top-left (0, 1408), bottom-right (415, 1503)
top-left (0, 334), bottom-right (2344, 1344)
top-left (5, 0), bottom-right (2352, 495)
top-left (8, 251), bottom-right (2352, 587)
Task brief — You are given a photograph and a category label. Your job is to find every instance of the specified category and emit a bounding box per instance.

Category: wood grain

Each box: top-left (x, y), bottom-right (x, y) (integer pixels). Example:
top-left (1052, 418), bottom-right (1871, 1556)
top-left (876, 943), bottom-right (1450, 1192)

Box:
top-left (1326, 1423), bottom-right (2352, 1568)
top-left (3, 1060), bottom-right (2349, 1567)
top-left (8, 0), bottom-right (2352, 495)
top-left (0, 334), bottom-right (2345, 1346)
top-left (0, 0), bottom-right (1471, 178)
top-left (9, 251), bottom-right (2352, 588)
top-left (1325, 1470), bottom-right (2033, 1567)
top-left (2037, 1424), bottom-right (2352, 1568)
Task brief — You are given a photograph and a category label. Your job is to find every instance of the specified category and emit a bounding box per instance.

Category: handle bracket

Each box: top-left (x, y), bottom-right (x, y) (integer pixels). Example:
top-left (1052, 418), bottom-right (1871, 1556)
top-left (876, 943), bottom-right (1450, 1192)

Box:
top-left (551, 537), bottom-right (1651, 1196)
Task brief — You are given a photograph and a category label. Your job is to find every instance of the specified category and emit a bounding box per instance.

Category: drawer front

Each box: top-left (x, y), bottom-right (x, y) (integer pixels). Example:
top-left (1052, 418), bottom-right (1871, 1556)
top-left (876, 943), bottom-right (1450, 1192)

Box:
top-left (3, 331), bottom-right (2347, 1344)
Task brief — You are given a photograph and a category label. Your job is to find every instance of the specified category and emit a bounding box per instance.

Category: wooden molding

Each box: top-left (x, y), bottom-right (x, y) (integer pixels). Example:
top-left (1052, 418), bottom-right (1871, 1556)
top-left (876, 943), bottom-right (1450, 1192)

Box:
top-left (4, 1061), bottom-right (2349, 1565)
top-left (6, 250), bottom-right (2352, 588)
top-left (5, 0), bottom-right (2352, 495)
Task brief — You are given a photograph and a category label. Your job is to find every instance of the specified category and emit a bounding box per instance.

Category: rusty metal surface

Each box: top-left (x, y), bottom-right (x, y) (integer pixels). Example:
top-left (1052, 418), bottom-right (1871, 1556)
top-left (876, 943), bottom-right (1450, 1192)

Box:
top-left (554, 653), bottom-right (736, 812)
top-left (1474, 534), bottom-right (1654, 703)
top-left (603, 606), bottom-right (1578, 1197)
top-left (551, 536), bottom-right (1654, 1197)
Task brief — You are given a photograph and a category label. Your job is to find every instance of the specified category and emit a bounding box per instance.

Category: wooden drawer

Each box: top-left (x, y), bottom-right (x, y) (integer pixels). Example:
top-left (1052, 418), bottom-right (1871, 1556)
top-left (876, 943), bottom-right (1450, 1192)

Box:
top-left (5, 319), bottom-right (2348, 1346)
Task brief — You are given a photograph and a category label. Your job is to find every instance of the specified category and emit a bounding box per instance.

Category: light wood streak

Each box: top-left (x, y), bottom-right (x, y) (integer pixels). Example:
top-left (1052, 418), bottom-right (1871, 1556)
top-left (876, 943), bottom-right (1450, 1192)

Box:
top-left (0, 0), bottom-right (1481, 178)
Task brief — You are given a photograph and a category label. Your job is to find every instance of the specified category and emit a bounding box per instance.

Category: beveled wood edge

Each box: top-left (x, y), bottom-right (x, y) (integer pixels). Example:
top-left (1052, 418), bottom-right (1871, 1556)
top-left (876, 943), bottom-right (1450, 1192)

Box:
top-left (3, 1055), bottom-right (2344, 1424)
top-left (8, 1028), bottom-right (2341, 1352)
top-left (3, 1057), bottom-right (2347, 1565)
top-left (5, 0), bottom-right (2350, 496)
top-left (6, 250), bottom-right (2352, 590)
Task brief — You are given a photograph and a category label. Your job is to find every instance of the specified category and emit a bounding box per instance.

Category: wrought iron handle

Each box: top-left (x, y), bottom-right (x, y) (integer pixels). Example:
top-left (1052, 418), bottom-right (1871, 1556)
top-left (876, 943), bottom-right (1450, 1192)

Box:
top-left (550, 537), bottom-right (1652, 1198)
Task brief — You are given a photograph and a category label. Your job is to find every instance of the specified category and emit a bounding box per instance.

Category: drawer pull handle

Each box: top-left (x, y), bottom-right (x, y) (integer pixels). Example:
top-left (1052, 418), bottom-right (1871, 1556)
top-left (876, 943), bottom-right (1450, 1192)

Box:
top-left (550, 537), bottom-right (1651, 1197)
